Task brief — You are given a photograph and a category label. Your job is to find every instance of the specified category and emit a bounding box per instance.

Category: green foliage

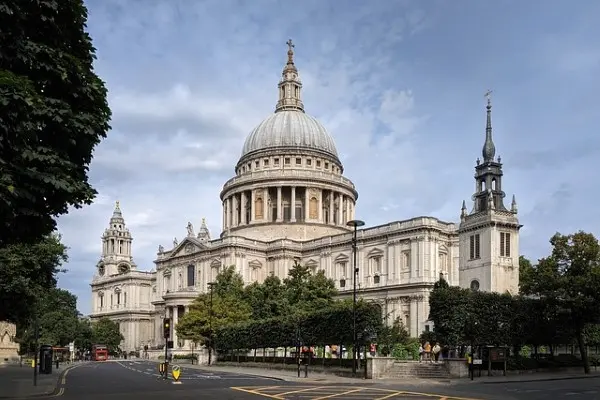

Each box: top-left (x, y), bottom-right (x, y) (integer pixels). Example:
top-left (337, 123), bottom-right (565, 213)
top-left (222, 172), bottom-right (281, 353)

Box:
top-left (377, 317), bottom-right (410, 356)
top-left (17, 287), bottom-right (79, 350)
top-left (0, 233), bottom-right (68, 323)
top-left (177, 262), bottom-right (339, 345)
top-left (177, 266), bottom-right (252, 344)
top-left (244, 274), bottom-right (290, 320)
top-left (391, 340), bottom-right (420, 361)
top-left (0, 0), bottom-right (111, 246)
top-left (283, 261), bottom-right (337, 311)
top-left (214, 300), bottom-right (383, 351)
top-left (429, 231), bottom-right (600, 374)
top-left (91, 317), bottom-right (124, 353)
top-left (74, 318), bottom-right (94, 351)
top-left (518, 256), bottom-right (535, 294)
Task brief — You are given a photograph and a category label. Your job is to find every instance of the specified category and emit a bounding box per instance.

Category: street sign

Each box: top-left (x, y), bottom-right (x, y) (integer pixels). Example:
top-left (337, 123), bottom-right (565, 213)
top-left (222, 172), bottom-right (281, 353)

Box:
top-left (171, 365), bottom-right (182, 384)
top-left (473, 359), bottom-right (483, 365)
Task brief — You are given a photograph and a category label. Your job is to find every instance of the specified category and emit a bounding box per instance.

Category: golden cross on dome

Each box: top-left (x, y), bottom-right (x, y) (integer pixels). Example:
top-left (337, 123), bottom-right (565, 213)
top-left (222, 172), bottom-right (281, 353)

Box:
top-left (286, 39), bottom-right (294, 52)
top-left (115, 200), bottom-right (120, 209)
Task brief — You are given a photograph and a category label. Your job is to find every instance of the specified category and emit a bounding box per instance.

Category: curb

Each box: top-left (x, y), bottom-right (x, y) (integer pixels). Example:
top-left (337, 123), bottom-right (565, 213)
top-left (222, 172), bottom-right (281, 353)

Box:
top-left (482, 374), bottom-right (600, 384)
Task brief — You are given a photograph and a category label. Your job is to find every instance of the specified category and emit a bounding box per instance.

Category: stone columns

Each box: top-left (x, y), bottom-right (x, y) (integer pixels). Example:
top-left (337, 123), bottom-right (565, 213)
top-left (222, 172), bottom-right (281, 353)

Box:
top-left (226, 198), bottom-right (231, 228)
top-left (318, 189), bottom-right (323, 223)
top-left (222, 201), bottom-right (226, 230)
top-left (262, 191), bottom-right (268, 221)
top-left (240, 192), bottom-right (247, 225)
top-left (173, 306), bottom-right (179, 348)
top-left (232, 195), bottom-right (238, 227)
top-left (291, 186), bottom-right (296, 222)
top-left (250, 190), bottom-right (255, 223)
top-left (276, 186), bottom-right (282, 222)
top-left (304, 187), bottom-right (310, 221)
top-left (338, 194), bottom-right (343, 226)
top-left (329, 191), bottom-right (334, 224)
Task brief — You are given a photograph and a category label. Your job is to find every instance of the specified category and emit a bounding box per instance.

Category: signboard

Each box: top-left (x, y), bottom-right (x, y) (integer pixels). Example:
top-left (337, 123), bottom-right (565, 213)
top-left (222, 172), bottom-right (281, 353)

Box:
top-left (473, 359), bottom-right (483, 365)
top-left (171, 365), bottom-right (181, 383)
top-left (490, 348), bottom-right (507, 362)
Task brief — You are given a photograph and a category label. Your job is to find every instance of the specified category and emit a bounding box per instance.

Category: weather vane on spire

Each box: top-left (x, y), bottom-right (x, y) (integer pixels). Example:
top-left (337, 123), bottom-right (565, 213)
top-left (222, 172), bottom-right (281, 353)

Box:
top-left (484, 89), bottom-right (493, 105)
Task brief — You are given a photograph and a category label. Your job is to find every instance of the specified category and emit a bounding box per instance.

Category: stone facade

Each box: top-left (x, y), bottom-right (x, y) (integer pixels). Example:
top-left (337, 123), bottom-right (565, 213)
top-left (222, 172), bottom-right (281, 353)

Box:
top-left (89, 43), bottom-right (520, 354)
top-left (0, 321), bottom-right (19, 362)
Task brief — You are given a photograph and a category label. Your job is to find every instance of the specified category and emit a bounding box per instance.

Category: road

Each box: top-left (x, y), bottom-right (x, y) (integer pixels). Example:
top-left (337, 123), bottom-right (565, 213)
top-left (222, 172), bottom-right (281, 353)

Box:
top-left (14, 360), bottom-right (599, 400)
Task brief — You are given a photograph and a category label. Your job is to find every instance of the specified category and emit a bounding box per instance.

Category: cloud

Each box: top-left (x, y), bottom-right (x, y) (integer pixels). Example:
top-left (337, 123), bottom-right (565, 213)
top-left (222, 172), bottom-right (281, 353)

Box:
top-left (57, 0), bottom-right (600, 314)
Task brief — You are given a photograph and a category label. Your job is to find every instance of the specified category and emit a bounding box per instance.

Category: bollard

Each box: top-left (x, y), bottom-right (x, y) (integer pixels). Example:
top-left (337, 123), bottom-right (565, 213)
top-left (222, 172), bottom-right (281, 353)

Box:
top-left (304, 360), bottom-right (308, 378)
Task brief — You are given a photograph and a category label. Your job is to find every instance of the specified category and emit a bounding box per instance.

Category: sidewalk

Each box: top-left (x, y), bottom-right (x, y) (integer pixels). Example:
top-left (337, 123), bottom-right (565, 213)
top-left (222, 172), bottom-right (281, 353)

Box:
top-left (0, 362), bottom-right (75, 399)
top-left (460, 369), bottom-right (600, 385)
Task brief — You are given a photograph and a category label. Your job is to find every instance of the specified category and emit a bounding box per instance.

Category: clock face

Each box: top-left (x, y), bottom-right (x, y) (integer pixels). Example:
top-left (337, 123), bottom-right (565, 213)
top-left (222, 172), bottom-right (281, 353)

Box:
top-left (98, 265), bottom-right (105, 276)
top-left (118, 264), bottom-right (130, 274)
top-left (470, 280), bottom-right (480, 291)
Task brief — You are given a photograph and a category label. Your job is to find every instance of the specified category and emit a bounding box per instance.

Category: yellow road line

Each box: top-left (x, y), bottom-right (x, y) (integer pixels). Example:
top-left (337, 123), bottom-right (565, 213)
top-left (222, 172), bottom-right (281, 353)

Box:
top-left (374, 391), bottom-right (405, 400)
top-left (231, 387), bottom-right (284, 399)
top-left (400, 391), bottom-right (481, 400)
top-left (313, 388), bottom-right (364, 400)
top-left (274, 386), bottom-right (328, 396)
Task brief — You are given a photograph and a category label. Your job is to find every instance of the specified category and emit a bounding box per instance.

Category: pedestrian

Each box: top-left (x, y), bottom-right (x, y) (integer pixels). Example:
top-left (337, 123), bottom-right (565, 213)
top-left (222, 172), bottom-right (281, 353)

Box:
top-left (432, 343), bottom-right (441, 363)
top-left (418, 343), bottom-right (424, 363)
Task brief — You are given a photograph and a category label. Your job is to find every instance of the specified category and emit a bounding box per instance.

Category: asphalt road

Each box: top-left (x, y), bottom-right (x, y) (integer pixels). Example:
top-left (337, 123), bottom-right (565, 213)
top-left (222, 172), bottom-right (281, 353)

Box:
top-left (449, 377), bottom-right (600, 400)
top-left (21, 360), bottom-right (600, 400)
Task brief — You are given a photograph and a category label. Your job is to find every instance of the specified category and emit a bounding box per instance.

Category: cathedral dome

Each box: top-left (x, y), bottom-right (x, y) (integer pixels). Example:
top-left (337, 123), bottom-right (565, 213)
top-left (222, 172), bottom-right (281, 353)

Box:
top-left (241, 110), bottom-right (339, 159)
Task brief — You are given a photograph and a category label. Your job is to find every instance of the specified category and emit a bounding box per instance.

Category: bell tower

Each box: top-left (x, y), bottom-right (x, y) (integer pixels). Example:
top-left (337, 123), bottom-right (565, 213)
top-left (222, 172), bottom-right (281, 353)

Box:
top-left (95, 201), bottom-right (136, 278)
top-left (458, 92), bottom-right (521, 295)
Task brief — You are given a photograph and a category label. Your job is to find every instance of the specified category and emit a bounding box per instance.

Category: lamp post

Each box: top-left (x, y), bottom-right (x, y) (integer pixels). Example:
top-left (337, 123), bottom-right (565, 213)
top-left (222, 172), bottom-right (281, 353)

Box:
top-left (346, 219), bottom-right (365, 377)
top-left (207, 282), bottom-right (215, 365)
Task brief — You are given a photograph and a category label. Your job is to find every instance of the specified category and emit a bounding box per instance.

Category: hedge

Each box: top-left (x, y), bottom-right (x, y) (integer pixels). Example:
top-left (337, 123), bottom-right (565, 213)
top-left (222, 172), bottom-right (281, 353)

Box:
top-left (214, 301), bottom-right (382, 351)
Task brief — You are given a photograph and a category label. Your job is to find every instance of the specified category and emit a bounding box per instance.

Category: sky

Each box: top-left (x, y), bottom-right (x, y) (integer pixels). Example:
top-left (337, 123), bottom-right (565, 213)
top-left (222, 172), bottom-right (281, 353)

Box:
top-left (57, 0), bottom-right (600, 314)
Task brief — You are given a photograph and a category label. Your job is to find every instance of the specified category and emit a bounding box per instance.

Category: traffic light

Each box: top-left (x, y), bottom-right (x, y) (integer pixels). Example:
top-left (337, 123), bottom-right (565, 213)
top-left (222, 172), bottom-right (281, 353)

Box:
top-left (163, 318), bottom-right (171, 339)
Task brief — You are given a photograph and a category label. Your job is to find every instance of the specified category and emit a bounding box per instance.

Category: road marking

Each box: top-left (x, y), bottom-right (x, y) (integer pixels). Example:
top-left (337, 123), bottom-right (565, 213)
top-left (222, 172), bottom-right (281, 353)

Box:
top-left (275, 386), bottom-right (328, 396)
top-left (231, 386), bottom-right (484, 400)
top-left (375, 392), bottom-right (404, 400)
top-left (313, 388), bottom-right (364, 399)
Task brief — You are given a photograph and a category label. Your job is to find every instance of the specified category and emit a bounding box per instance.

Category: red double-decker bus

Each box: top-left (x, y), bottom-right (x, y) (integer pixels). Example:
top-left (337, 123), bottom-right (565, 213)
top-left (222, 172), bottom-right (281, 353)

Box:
top-left (92, 344), bottom-right (108, 361)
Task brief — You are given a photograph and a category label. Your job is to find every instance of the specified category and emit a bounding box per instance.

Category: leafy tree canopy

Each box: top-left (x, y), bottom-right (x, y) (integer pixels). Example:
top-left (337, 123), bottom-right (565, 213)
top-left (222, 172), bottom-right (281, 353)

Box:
top-left (283, 261), bottom-right (337, 312)
top-left (0, 233), bottom-right (68, 323)
top-left (0, 0), bottom-right (111, 246)
top-left (17, 287), bottom-right (80, 351)
top-left (92, 317), bottom-right (124, 353)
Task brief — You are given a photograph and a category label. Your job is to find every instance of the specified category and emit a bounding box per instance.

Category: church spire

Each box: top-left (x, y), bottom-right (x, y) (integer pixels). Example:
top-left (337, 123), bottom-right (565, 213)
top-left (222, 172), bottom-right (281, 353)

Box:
top-left (275, 39), bottom-right (304, 113)
top-left (482, 90), bottom-right (496, 163)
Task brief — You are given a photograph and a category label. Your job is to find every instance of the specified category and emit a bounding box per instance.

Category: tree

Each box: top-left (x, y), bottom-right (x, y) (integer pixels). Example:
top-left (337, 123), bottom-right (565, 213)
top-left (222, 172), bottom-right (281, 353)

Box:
top-left (0, 0), bottom-right (111, 246)
top-left (522, 232), bottom-right (600, 374)
top-left (177, 266), bottom-right (252, 344)
top-left (378, 317), bottom-right (410, 355)
top-left (518, 256), bottom-right (535, 294)
top-left (92, 317), bottom-right (123, 353)
top-left (17, 287), bottom-right (80, 350)
top-left (283, 261), bottom-right (337, 312)
top-left (75, 318), bottom-right (94, 351)
top-left (244, 274), bottom-right (290, 320)
top-left (0, 233), bottom-right (68, 323)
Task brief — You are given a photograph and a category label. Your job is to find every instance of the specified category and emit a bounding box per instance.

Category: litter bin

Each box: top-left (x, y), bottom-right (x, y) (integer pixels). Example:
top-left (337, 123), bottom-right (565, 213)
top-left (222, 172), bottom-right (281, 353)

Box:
top-left (39, 345), bottom-right (53, 374)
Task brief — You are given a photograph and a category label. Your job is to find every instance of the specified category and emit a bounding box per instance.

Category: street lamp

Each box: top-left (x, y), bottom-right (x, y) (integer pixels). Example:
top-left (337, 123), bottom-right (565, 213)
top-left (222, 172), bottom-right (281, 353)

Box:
top-left (207, 282), bottom-right (215, 366)
top-left (346, 219), bottom-right (365, 377)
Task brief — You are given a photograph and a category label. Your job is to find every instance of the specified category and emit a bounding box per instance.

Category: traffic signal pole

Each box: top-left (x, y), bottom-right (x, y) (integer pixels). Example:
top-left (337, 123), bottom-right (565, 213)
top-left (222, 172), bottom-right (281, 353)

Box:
top-left (163, 318), bottom-right (171, 380)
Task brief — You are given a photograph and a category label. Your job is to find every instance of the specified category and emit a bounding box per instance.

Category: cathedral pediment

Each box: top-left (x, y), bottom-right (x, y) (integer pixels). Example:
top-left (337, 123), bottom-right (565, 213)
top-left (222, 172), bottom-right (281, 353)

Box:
top-left (168, 237), bottom-right (207, 258)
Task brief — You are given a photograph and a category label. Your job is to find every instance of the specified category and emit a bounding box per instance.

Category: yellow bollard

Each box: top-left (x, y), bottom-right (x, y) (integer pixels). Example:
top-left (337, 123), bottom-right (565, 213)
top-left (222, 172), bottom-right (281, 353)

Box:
top-left (31, 359), bottom-right (35, 368)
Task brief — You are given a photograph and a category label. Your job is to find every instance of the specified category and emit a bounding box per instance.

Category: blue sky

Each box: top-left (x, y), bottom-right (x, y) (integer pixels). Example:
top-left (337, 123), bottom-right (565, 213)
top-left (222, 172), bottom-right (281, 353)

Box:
top-left (57, 0), bottom-right (600, 314)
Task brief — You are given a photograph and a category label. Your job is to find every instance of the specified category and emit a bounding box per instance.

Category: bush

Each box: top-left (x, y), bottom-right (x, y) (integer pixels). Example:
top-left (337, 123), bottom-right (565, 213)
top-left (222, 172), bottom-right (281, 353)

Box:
top-left (173, 353), bottom-right (198, 360)
top-left (215, 301), bottom-right (382, 351)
